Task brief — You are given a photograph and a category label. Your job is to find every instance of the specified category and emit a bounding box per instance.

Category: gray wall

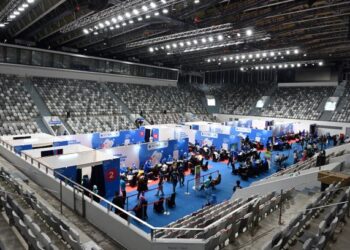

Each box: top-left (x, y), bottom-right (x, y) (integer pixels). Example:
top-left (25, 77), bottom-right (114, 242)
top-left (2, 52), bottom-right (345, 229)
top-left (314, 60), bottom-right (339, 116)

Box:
top-left (0, 63), bottom-right (177, 87)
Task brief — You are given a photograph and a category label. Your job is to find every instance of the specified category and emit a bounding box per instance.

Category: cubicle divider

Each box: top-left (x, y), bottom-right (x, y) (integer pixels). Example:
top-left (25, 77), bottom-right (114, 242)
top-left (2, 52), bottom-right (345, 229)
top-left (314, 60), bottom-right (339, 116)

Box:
top-left (0, 138), bottom-right (206, 250)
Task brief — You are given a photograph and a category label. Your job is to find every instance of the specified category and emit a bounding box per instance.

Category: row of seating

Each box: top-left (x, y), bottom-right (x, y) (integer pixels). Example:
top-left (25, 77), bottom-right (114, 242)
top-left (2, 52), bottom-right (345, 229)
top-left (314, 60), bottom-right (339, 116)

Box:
top-left (0, 74), bottom-right (41, 135)
top-left (261, 87), bottom-right (334, 120)
top-left (263, 182), bottom-right (350, 250)
top-left (0, 167), bottom-right (88, 250)
top-left (33, 77), bottom-right (124, 117)
top-left (108, 82), bottom-right (208, 115)
top-left (155, 189), bottom-right (292, 250)
top-left (0, 121), bottom-right (41, 136)
top-left (211, 83), bottom-right (272, 115)
top-left (331, 82), bottom-right (350, 122)
top-left (67, 115), bottom-right (132, 134)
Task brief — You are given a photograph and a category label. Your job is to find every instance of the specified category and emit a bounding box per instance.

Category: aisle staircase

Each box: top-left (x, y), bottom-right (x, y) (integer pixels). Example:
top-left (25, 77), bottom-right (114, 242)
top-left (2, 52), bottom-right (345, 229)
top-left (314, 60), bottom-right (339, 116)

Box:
top-left (101, 82), bottom-right (139, 125)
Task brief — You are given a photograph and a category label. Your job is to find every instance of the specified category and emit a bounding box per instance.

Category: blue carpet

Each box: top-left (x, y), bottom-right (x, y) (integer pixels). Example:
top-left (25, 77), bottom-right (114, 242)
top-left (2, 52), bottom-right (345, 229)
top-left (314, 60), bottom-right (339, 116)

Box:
top-left (101, 141), bottom-right (333, 233)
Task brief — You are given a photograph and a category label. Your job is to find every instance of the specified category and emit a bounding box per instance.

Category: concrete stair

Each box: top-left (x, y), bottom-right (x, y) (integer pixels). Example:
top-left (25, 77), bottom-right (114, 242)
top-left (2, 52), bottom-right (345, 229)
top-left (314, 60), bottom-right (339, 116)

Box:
top-left (100, 82), bottom-right (137, 125)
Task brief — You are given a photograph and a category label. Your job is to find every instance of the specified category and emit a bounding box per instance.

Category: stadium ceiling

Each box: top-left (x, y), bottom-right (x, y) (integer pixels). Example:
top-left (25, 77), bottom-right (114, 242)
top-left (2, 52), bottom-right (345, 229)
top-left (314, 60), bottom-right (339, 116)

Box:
top-left (0, 0), bottom-right (350, 70)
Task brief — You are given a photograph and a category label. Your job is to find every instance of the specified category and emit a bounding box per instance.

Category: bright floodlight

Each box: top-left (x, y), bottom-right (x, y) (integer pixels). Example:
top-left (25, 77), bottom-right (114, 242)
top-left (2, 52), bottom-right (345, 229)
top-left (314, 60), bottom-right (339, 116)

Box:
top-left (286, 50), bottom-right (290, 55)
top-left (133, 9), bottom-right (139, 15)
top-left (246, 29), bottom-right (253, 36)
top-left (105, 20), bottom-right (110, 26)
top-left (201, 38), bottom-right (207, 43)
top-left (149, 47), bottom-right (154, 53)
top-left (318, 61), bottom-right (323, 66)
top-left (111, 18), bottom-right (117, 23)
top-left (27, 0), bottom-right (35, 3)
top-left (83, 29), bottom-right (89, 34)
top-left (150, 2), bottom-right (157, 8)
top-left (125, 12), bottom-right (131, 18)
top-left (0, 23), bottom-right (5, 27)
top-left (118, 15), bottom-right (123, 21)
top-left (142, 5), bottom-right (148, 11)
top-left (217, 34), bottom-right (223, 41)
top-left (162, 9), bottom-right (169, 14)
top-left (294, 49), bottom-right (299, 54)
top-left (208, 37), bottom-right (213, 42)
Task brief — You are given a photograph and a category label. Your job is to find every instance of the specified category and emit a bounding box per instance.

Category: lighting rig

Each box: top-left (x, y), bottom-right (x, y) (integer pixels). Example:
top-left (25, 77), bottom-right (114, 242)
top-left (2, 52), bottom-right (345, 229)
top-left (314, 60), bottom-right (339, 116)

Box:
top-left (126, 24), bottom-right (269, 54)
top-left (206, 47), bottom-right (301, 64)
top-left (60, 0), bottom-right (200, 35)
top-left (237, 60), bottom-right (324, 71)
top-left (0, 0), bottom-right (36, 28)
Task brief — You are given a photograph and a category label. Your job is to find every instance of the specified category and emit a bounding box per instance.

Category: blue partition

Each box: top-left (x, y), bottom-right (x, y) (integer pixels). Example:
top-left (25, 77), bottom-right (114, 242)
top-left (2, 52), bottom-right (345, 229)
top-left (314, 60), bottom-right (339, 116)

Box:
top-left (103, 158), bottom-right (120, 198)
top-left (138, 138), bottom-right (189, 167)
top-left (14, 144), bottom-right (32, 154)
top-left (54, 166), bottom-right (77, 182)
top-left (195, 131), bottom-right (241, 151)
top-left (91, 128), bottom-right (146, 149)
top-left (230, 127), bottom-right (272, 147)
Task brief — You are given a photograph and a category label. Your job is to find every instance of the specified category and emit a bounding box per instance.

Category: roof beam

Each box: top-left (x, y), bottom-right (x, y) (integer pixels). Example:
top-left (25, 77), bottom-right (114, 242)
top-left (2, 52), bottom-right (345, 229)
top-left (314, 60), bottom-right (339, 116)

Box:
top-left (8, 0), bottom-right (66, 37)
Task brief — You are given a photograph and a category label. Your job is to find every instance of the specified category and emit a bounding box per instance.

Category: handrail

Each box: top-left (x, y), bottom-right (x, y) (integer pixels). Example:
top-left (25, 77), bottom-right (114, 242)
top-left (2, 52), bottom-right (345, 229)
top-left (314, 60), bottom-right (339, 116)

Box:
top-left (125, 186), bottom-right (159, 210)
top-left (185, 170), bottom-right (220, 194)
top-left (0, 139), bottom-right (156, 231)
top-left (0, 138), bottom-right (207, 240)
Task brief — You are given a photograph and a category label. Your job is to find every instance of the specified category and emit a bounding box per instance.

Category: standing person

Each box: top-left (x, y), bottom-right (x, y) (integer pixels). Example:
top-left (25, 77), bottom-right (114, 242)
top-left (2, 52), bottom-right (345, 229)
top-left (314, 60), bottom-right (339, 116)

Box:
top-left (155, 173), bottom-right (164, 196)
top-left (137, 176), bottom-right (144, 199)
top-left (233, 180), bottom-right (242, 193)
top-left (111, 192), bottom-right (127, 220)
top-left (171, 171), bottom-right (178, 193)
top-left (91, 185), bottom-right (100, 203)
top-left (293, 150), bottom-right (299, 164)
top-left (178, 162), bottom-right (185, 187)
top-left (120, 177), bottom-right (126, 205)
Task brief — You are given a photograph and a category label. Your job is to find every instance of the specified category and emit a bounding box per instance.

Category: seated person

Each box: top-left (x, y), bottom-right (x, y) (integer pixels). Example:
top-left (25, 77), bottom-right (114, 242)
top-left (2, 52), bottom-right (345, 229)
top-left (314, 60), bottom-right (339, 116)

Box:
top-left (201, 161), bottom-right (209, 171)
top-left (153, 197), bottom-right (165, 214)
top-left (211, 173), bottom-right (221, 186)
top-left (200, 176), bottom-right (213, 190)
top-left (166, 193), bottom-right (176, 208)
top-left (212, 151), bottom-right (220, 162)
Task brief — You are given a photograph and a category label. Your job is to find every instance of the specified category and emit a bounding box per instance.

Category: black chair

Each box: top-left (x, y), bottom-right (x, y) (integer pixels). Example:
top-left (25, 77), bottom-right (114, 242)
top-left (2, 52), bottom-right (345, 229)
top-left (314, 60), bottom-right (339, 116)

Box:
top-left (166, 193), bottom-right (176, 208)
top-left (153, 198), bottom-right (165, 214)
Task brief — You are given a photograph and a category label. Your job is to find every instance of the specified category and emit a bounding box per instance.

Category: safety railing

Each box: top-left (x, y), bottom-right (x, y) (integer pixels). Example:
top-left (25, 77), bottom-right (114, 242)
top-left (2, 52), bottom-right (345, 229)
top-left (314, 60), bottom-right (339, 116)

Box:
top-left (0, 138), bottom-right (208, 241)
top-left (125, 186), bottom-right (159, 210)
top-left (185, 169), bottom-right (220, 194)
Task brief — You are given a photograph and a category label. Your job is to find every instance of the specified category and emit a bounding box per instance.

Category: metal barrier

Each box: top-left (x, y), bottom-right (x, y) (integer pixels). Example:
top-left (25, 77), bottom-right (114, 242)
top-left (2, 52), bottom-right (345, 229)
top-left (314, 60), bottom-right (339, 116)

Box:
top-left (125, 186), bottom-right (158, 210)
top-left (0, 139), bottom-right (207, 241)
top-left (185, 170), bottom-right (220, 194)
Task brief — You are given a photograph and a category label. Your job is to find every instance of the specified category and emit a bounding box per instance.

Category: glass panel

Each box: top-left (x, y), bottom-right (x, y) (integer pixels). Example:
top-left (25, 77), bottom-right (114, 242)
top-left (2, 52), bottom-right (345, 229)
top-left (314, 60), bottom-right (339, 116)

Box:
top-left (42, 52), bottom-right (53, 67)
top-left (0, 46), bottom-right (5, 62)
top-left (20, 49), bottom-right (31, 65)
top-left (53, 54), bottom-right (63, 68)
top-left (32, 51), bottom-right (42, 66)
top-left (62, 55), bottom-right (71, 69)
top-left (6, 47), bottom-right (17, 63)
